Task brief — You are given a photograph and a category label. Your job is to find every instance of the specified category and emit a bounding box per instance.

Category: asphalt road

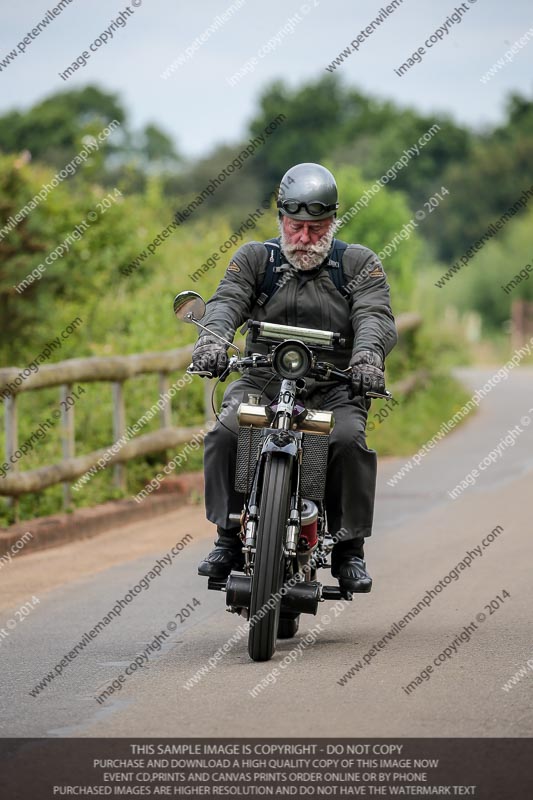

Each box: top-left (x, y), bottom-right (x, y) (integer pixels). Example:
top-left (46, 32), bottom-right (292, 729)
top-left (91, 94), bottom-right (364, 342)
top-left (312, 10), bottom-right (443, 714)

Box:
top-left (1, 368), bottom-right (532, 738)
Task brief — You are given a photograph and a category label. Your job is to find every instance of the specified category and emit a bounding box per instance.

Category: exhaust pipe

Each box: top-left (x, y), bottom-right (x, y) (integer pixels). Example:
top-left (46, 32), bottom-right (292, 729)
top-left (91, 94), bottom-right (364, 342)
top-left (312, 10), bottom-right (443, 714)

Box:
top-left (226, 575), bottom-right (320, 615)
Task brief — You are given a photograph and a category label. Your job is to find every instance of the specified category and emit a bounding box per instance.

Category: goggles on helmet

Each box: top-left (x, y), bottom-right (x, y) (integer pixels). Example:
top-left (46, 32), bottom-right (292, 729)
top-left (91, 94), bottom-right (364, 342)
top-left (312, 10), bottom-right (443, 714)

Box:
top-left (277, 199), bottom-right (339, 216)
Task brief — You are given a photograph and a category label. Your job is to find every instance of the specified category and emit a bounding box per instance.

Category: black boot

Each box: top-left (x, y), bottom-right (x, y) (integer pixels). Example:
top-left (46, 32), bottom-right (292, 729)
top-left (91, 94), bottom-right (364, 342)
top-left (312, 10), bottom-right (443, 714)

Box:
top-left (198, 527), bottom-right (244, 578)
top-left (331, 537), bottom-right (372, 594)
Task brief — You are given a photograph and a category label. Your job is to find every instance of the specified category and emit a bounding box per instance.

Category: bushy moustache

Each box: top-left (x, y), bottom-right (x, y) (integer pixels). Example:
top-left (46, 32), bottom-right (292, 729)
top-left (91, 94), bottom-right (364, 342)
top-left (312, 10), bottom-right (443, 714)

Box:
top-left (279, 220), bottom-right (337, 270)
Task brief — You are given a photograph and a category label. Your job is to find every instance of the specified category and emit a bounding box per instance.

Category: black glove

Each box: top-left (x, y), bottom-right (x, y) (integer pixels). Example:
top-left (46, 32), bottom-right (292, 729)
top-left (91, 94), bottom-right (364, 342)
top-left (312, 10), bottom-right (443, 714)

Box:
top-left (191, 335), bottom-right (229, 377)
top-left (350, 350), bottom-right (385, 396)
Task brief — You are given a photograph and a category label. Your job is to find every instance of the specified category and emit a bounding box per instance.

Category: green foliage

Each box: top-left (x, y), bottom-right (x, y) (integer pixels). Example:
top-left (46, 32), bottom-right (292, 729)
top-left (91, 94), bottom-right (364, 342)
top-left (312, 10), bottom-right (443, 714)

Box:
top-left (423, 90), bottom-right (533, 261)
top-left (248, 76), bottom-right (358, 187)
top-left (443, 210), bottom-right (533, 331)
top-left (367, 375), bottom-right (470, 456)
top-left (492, 92), bottom-right (533, 142)
top-left (334, 165), bottom-right (419, 303)
top-left (362, 112), bottom-right (471, 208)
top-left (426, 136), bottom-right (533, 261)
top-left (0, 86), bottom-right (125, 167)
top-left (163, 141), bottom-right (262, 226)
top-left (139, 124), bottom-right (182, 170)
top-left (0, 85), bottom-right (182, 189)
top-left (2, 78), bottom-right (532, 271)
top-left (247, 76), bottom-right (470, 209)
top-left (0, 155), bottom-right (144, 362)
top-left (165, 75), bottom-right (469, 227)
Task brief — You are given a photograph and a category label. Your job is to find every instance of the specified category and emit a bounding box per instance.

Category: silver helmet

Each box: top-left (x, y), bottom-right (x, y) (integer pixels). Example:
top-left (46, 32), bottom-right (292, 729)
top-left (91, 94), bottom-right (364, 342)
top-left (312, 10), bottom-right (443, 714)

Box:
top-left (277, 163), bottom-right (339, 221)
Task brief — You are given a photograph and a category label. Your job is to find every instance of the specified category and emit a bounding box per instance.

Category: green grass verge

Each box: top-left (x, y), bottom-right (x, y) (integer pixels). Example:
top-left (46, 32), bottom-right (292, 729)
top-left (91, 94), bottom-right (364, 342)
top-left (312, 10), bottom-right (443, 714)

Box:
top-left (366, 374), bottom-right (471, 456)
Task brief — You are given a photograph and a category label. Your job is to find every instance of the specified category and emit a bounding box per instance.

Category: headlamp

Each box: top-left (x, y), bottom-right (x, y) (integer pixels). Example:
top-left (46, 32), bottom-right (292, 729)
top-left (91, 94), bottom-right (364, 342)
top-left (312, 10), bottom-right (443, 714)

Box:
top-left (272, 340), bottom-right (313, 379)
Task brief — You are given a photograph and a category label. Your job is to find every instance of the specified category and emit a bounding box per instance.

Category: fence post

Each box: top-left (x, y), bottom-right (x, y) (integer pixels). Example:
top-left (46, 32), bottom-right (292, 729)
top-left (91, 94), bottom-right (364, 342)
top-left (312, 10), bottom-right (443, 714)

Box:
top-left (158, 373), bottom-right (172, 428)
top-left (4, 395), bottom-right (19, 519)
top-left (112, 382), bottom-right (127, 491)
top-left (511, 299), bottom-right (533, 350)
top-left (60, 384), bottom-right (75, 509)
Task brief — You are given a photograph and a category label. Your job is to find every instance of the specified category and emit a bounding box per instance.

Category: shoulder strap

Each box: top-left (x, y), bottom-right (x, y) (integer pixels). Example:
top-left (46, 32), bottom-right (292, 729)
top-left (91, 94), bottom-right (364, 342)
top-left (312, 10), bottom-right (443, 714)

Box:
top-left (326, 239), bottom-right (349, 293)
top-left (257, 237), bottom-right (350, 308)
top-left (256, 238), bottom-right (287, 308)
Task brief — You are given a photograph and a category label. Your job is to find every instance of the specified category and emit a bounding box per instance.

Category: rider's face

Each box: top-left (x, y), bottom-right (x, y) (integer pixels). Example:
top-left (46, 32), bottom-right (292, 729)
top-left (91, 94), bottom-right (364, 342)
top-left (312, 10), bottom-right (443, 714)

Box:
top-left (281, 216), bottom-right (334, 251)
top-left (279, 214), bottom-right (337, 271)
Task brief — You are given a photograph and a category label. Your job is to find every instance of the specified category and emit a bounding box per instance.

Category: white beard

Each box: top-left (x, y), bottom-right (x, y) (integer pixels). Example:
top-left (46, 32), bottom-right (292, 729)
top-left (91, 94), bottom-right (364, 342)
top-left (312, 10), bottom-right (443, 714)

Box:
top-left (278, 218), bottom-right (338, 271)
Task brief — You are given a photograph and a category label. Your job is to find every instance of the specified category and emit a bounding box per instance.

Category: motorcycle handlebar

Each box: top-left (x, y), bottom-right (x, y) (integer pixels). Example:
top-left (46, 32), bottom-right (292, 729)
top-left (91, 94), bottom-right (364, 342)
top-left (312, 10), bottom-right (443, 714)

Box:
top-left (186, 360), bottom-right (392, 399)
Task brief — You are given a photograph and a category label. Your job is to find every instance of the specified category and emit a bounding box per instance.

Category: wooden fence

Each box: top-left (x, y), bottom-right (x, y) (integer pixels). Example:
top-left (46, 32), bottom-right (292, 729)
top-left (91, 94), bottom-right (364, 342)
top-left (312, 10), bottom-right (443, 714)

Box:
top-left (0, 313), bottom-right (422, 513)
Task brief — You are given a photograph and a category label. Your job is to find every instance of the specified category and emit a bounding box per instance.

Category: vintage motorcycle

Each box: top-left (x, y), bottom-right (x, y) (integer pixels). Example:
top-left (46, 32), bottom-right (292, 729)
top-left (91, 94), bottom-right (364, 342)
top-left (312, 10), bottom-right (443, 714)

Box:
top-left (173, 290), bottom-right (390, 662)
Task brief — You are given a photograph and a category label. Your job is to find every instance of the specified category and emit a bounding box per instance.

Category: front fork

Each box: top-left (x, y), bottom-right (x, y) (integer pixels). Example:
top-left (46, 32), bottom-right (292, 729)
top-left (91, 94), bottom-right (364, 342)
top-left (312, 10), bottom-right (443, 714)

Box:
top-left (242, 379), bottom-right (300, 571)
top-left (233, 380), bottom-right (351, 601)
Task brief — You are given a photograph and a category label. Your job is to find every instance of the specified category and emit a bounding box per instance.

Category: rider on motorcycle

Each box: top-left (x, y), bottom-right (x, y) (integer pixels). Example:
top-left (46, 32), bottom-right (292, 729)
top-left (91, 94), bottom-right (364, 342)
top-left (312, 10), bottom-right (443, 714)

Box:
top-left (192, 162), bottom-right (397, 594)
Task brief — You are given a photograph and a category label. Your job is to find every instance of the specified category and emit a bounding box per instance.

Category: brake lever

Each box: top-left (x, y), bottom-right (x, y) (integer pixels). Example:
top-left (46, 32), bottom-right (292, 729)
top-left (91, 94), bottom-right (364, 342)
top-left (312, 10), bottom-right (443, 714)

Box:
top-left (366, 390), bottom-right (393, 400)
top-left (186, 356), bottom-right (242, 380)
top-left (186, 363), bottom-right (214, 378)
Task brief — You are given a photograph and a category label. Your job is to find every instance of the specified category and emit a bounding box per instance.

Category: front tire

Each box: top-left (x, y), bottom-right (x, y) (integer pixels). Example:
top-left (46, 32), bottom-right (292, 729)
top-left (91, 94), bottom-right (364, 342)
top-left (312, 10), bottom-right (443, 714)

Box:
top-left (248, 453), bottom-right (292, 662)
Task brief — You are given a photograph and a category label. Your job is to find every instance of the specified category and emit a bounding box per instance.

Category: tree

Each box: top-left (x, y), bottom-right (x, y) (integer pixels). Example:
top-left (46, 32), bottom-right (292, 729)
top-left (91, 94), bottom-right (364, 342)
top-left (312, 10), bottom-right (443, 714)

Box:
top-left (139, 124), bottom-right (182, 170)
top-left (0, 155), bottom-right (142, 362)
top-left (493, 91), bottom-right (533, 141)
top-left (246, 75), bottom-right (470, 210)
top-left (0, 85), bottom-right (186, 193)
top-left (247, 76), bottom-right (384, 191)
top-left (426, 135), bottom-right (533, 261)
top-left (334, 164), bottom-right (419, 305)
top-left (360, 111), bottom-right (471, 208)
top-left (0, 86), bottom-right (125, 167)
top-left (445, 210), bottom-right (533, 331)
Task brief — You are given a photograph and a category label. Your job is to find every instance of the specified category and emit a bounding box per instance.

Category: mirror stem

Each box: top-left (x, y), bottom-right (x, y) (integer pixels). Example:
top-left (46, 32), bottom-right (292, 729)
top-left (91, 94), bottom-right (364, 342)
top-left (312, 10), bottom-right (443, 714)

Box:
top-left (187, 315), bottom-right (241, 354)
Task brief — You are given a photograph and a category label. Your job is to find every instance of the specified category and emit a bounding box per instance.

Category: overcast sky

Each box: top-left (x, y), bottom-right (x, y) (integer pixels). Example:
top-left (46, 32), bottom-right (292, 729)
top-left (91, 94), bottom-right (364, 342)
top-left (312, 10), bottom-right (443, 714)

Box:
top-left (1, 0), bottom-right (532, 159)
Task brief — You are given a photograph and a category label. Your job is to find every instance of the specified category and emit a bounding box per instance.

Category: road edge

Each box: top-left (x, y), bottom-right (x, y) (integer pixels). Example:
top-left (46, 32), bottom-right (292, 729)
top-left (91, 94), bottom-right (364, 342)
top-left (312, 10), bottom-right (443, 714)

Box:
top-left (0, 473), bottom-right (204, 558)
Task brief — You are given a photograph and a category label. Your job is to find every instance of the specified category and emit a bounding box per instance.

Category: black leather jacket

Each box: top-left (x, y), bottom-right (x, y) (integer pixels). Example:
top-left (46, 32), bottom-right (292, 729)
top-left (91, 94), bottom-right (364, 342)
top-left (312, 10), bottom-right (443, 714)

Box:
top-left (199, 239), bottom-right (397, 371)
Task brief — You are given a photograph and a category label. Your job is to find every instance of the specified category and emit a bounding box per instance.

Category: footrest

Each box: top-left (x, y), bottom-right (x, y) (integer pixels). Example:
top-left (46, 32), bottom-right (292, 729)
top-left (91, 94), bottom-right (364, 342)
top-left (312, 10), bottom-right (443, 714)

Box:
top-left (321, 585), bottom-right (352, 601)
top-left (207, 578), bottom-right (227, 591)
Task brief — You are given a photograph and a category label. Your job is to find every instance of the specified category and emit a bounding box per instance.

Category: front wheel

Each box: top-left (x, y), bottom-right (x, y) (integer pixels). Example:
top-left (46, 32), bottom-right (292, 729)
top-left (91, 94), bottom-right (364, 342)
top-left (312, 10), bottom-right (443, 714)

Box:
top-left (248, 453), bottom-right (292, 662)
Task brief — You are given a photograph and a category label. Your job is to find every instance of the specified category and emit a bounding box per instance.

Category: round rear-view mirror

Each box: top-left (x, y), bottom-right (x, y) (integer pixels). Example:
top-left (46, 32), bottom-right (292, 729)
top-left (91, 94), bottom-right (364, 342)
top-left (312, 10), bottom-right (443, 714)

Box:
top-left (173, 291), bottom-right (206, 322)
